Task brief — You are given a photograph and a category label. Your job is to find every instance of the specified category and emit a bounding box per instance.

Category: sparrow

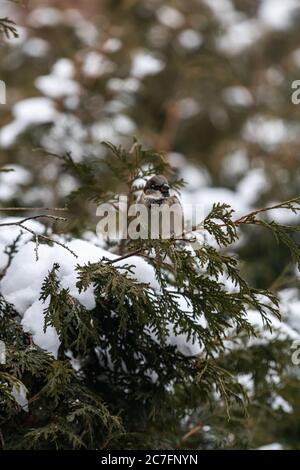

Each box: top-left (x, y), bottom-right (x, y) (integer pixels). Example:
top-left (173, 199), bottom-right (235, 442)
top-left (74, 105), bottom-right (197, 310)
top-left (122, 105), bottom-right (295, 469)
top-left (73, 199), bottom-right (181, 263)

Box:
top-left (138, 175), bottom-right (184, 239)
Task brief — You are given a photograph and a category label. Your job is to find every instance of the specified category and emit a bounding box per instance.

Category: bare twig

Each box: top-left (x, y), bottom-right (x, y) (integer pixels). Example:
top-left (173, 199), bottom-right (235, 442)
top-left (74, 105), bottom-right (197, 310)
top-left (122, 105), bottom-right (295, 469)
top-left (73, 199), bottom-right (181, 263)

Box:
top-left (0, 429), bottom-right (4, 449)
top-left (233, 196), bottom-right (300, 224)
top-left (181, 423), bottom-right (203, 442)
top-left (0, 214), bottom-right (66, 227)
top-left (34, 234), bottom-right (39, 261)
top-left (109, 248), bottom-right (147, 264)
top-left (19, 225), bottom-right (77, 259)
top-left (0, 207), bottom-right (68, 212)
top-left (0, 214), bottom-right (78, 259)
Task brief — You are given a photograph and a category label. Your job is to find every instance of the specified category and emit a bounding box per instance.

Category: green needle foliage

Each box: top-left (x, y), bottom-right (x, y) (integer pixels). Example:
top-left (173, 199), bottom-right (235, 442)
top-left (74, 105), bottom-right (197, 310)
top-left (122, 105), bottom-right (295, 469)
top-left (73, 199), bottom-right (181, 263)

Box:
top-left (1, 142), bottom-right (300, 449)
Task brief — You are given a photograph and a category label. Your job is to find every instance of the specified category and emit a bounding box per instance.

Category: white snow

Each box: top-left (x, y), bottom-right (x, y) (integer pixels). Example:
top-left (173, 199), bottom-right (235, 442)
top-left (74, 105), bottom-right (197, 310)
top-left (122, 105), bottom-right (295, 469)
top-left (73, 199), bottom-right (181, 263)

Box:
top-left (247, 309), bottom-right (300, 343)
top-left (0, 165), bottom-right (31, 201)
top-left (178, 98), bottom-right (201, 119)
top-left (35, 75), bottom-right (80, 99)
top-left (40, 114), bottom-right (88, 162)
top-left (0, 238), bottom-right (162, 357)
top-left (22, 299), bottom-right (60, 358)
top-left (156, 6), bottom-right (185, 29)
top-left (107, 78), bottom-right (140, 94)
top-left (203, 0), bottom-right (239, 28)
top-left (64, 10), bottom-right (98, 46)
top-left (222, 86), bottom-right (253, 107)
top-left (23, 38), bottom-right (50, 58)
top-left (91, 115), bottom-right (136, 140)
top-left (221, 149), bottom-right (249, 179)
top-left (258, 442), bottom-right (283, 450)
top-left (102, 38), bottom-right (122, 53)
top-left (243, 116), bottom-right (296, 150)
top-left (178, 30), bottom-right (203, 50)
top-left (272, 395), bottom-right (293, 413)
top-left (1, 240), bottom-right (112, 357)
top-left (112, 115), bottom-right (136, 134)
top-left (217, 20), bottom-right (263, 56)
top-left (5, 26), bottom-right (27, 46)
top-left (182, 186), bottom-right (249, 219)
top-left (264, 204), bottom-right (300, 225)
top-left (82, 52), bottom-right (115, 78)
top-left (259, 0), bottom-right (300, 30)
top-left (11, 383), bottom-right (28, 412)
top-left (180, 165), bottom-right (211, 192)
top-left (131, 52), bottom-right (165, 79)
top-left (237, 168), bottom-right (269, 205)
top-left (1, 220), bottom-right (299, 363)
top-left (280, 289), bottom-right (300, 332)
top-left (0, 98), bottom-right (58, 148)
top-left (28, 8), bottom-right (64, 27)
top-left (237, 373), bottom-right (254, 394)
top-left (91, 121), bottom-right (116, 142)
top-left (16, 97), bottom-right (56, 120)
top-left (0, 219), bottom-right (44, 271)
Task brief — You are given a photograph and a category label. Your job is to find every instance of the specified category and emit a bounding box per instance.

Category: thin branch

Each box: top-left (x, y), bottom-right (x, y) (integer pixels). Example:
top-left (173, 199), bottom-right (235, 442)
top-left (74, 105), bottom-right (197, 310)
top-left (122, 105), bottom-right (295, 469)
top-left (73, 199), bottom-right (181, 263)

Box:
top-left (180, 423), bottom-right (203, 443)
top-left (0, 214), bottom-right (66, 227)
top-left (0, 214), bottom-right (78, 259)
top-left (233, 196), bottom-right (300, 224)
top-left (0, 207), bottom-right (68, 212)
top-left (108, 248), bottom-right (147, 264)
top-left (108, 197), bottom-right (300, 265)
top-left (19, 224), bottom-right (77, 258)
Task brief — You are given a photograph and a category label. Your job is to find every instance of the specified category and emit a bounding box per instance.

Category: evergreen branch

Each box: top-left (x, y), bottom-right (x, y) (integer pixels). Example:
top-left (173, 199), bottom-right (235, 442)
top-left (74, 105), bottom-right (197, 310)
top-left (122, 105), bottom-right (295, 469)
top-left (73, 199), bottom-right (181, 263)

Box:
top-left (0, 233), bottom-right (22, 280)
top-left (108, 197), bottom-right (300, 263)
top-left (0, 17), bottom-right (18, 39)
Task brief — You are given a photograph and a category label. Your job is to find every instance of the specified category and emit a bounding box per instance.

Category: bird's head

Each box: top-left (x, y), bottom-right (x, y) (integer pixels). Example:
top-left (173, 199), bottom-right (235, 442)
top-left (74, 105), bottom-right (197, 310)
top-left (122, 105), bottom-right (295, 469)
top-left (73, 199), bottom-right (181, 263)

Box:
top-left (143, 175), bottom-right (170, 199)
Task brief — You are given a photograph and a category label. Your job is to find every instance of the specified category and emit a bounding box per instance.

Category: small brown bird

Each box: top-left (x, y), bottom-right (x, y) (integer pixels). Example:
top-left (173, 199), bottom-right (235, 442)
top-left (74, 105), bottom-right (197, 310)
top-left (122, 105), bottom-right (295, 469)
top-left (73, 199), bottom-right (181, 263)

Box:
top-left (138, 175), bottom-right (184, 238)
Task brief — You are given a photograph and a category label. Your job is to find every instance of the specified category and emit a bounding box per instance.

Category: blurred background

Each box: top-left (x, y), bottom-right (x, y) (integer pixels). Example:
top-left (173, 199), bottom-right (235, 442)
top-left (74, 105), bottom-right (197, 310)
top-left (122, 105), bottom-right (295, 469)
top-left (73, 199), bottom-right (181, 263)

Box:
top-left (2, 0), bottom-right (300, 449)
top-left (1, 0), bottom-right (300, 288)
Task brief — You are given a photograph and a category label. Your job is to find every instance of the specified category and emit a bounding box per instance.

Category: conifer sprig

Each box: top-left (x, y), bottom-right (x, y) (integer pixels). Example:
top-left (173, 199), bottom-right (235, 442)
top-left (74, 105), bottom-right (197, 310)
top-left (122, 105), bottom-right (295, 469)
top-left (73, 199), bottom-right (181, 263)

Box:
top-left (1, 141), bottom-right (300, 449)
top-left (0, 17), bottom-right (18, 39)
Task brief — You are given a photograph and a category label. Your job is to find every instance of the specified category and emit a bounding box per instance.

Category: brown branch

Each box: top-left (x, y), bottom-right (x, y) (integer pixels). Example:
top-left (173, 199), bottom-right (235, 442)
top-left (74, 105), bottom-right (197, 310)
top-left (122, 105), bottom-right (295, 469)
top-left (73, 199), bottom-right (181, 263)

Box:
top-left (181, 423), bottom-right (203, 443)
top-left (109, 248), bottom-right (147, 264)
top-left (233, 196), bottom-right (300, 224)
top-left (157, 100), bottom-right (180, 153)
top-left (107, 197), bottom-right (300, 265)
top-left (0, 207), bottom-right (68, 212)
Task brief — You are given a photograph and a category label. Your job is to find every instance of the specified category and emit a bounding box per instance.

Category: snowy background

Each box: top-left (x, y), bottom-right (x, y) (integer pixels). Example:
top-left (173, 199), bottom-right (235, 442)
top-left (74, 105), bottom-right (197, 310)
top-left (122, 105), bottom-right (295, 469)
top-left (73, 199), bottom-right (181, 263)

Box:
top-left (1, 0), bottom-right (300, 450)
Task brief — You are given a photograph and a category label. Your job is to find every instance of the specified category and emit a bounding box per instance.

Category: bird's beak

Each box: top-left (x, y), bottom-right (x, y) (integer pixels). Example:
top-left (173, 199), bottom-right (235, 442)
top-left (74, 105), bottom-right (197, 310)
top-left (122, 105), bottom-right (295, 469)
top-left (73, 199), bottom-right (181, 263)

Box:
top-left (161, 184), bottom-right (170, 196)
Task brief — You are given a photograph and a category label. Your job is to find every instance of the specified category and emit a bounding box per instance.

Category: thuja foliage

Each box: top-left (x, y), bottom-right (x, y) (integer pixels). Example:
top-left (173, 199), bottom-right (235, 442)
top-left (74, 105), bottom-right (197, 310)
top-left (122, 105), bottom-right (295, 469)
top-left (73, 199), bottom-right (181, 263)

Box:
top-left (0, 17), bottom-right (17, 39)
top-left (1, 142), bottom-right (300, 449)
top-left (0, 2), bottom-right (20, 40)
